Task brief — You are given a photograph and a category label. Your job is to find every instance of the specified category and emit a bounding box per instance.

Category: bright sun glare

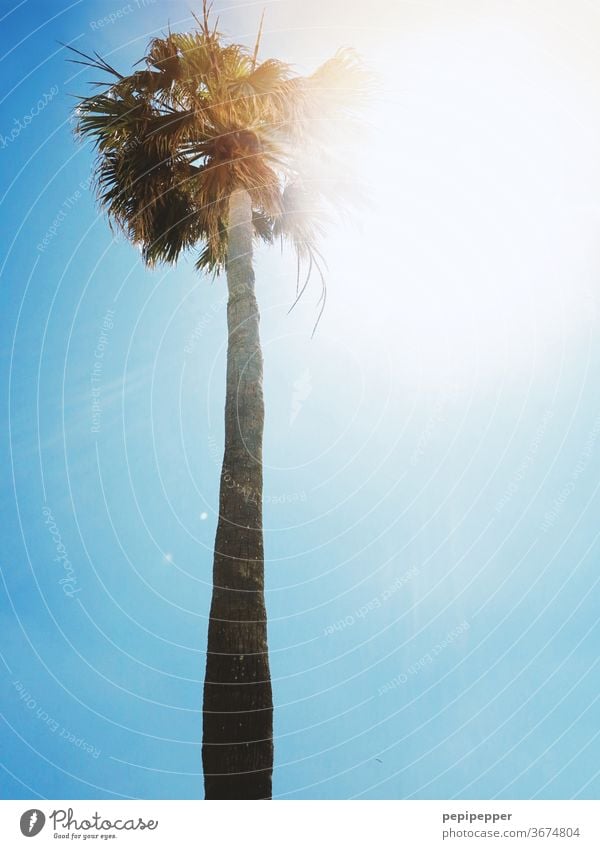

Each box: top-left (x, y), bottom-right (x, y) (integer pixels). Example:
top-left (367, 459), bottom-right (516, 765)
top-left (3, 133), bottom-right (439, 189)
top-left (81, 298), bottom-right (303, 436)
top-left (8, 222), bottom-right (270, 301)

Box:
top-left (319, 21), bottom-right (597, 388)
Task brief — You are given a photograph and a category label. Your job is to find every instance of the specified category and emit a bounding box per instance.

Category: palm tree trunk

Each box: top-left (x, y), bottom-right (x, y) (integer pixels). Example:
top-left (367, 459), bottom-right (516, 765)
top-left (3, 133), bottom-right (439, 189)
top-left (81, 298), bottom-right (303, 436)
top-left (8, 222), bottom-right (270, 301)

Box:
top-left (202, 188), bottom-right (273, 799)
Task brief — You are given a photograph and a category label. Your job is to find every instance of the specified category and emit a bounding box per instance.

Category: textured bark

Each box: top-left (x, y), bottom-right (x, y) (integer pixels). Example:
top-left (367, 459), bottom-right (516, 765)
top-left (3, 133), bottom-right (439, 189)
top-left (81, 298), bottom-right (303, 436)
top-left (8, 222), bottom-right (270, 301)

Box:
top-left (202, 188), bottom-right (273, 799)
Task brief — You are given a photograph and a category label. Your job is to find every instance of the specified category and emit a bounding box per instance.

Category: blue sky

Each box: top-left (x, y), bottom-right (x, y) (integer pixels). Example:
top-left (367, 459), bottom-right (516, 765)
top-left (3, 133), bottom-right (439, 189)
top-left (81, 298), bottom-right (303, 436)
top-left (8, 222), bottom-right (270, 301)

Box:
top-left (1, 0), bottom-right (600, 800)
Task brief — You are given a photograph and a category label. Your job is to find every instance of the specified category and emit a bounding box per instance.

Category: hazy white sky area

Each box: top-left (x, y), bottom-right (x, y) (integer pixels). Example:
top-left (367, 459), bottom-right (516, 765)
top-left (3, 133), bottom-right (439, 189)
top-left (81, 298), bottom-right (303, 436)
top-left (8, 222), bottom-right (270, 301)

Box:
top-left (222, 0), bottom-right (600, 385)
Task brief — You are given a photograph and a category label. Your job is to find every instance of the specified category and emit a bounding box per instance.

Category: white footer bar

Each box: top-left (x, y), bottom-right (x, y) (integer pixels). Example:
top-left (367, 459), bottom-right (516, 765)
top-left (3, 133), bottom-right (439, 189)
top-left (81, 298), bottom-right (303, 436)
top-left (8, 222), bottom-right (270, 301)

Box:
top-left (0, 800), bottom-right (598, 848)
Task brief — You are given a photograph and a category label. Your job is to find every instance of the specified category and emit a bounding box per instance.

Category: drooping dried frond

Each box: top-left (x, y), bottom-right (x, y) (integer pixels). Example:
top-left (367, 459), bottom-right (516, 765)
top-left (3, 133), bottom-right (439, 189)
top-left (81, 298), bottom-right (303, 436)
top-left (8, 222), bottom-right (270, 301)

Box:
top-left (71, 0), bottom-right (369, 275)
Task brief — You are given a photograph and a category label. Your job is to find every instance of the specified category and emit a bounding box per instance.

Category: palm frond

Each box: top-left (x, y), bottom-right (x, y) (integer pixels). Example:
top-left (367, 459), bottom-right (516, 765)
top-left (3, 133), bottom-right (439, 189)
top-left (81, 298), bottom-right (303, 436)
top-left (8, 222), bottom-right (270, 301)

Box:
top-left (72, 0), bottom-right (369, 295)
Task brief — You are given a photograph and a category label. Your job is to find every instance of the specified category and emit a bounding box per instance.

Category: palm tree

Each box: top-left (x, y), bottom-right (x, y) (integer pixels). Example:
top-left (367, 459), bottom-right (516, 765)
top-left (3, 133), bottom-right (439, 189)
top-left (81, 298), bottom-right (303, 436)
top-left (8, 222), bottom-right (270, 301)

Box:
top-left (72, 2), bottom-right (365, 800)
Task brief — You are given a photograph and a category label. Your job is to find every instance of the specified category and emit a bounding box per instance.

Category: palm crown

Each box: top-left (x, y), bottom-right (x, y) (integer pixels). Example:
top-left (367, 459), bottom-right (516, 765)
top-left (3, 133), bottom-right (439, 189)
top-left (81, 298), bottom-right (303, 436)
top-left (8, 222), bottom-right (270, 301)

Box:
top-left (72, 3), bottom-right (365, 277)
